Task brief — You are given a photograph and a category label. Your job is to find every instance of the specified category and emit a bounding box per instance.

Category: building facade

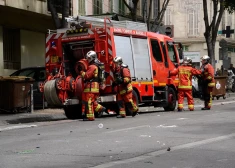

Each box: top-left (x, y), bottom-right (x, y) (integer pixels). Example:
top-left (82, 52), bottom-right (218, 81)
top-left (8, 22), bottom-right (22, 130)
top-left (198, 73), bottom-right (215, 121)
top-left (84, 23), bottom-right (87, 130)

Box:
top-left (164, 0), bottom-right (235, 70)
top-left (1, 0), bottom-right (234, 76)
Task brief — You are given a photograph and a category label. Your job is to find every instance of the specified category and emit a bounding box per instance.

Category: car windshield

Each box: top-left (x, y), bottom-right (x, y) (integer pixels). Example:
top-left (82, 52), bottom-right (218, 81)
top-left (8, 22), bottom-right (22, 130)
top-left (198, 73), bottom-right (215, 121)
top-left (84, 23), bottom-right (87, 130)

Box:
top-left (11, 69), bottom-right (36, 78)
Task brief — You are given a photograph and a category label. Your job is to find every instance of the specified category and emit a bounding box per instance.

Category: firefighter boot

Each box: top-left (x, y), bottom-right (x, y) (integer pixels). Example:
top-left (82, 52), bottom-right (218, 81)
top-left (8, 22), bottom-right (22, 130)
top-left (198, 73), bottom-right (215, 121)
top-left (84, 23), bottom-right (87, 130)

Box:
top-left (132, 112), bottom-right (138, 117)
top-left (178, 109), bottom-right (182, 112)
top-left (201, 107), bottom-right (210, 110)
top-left (116, 115), bottom-right (126, 118)
top-left (83, 118), bottom-right (95, 121)
top-left (97, 107), bottom-right (107, 118)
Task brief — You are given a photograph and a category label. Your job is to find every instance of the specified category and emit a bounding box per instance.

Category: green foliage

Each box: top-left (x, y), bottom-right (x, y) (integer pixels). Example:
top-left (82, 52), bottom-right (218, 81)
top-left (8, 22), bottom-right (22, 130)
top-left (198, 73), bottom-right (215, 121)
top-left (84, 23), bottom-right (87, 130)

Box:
top-left (223, 0), bottom-right (235, 13)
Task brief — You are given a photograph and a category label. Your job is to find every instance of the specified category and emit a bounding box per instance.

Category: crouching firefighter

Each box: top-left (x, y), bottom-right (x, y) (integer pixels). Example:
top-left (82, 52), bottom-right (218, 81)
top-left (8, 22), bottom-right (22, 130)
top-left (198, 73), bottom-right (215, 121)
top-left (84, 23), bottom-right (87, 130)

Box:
top-left (200, 55), bottom-right (215, 110)
top-left (111, 56), bottom-right (138, 118)
top-left (79, 51), bottom-right (106, 121)
top-left (170, 57), bottom-right (201, 111)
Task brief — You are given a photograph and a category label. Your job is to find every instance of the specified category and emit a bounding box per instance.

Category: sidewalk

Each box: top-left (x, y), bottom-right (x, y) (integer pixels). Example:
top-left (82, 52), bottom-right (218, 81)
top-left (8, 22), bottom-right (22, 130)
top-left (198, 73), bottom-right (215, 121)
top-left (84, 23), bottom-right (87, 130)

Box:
top-left (0, 93), bottom-right (235, 126)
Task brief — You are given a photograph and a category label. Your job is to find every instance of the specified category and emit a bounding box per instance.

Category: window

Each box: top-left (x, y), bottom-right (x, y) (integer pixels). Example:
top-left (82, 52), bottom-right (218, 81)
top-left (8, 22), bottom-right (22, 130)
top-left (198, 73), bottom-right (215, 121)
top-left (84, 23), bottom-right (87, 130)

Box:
top-left (78, 0), bottom-right (85, 15)
top-left (221, 13), bottom-right (226, 31)
top-left (93, 0), bottom-right (102, 15)
top-left (109, 0), bottom-right (113, 13)
top-left (47, 0), bottom-right (72, 15)
top-left (167, 42), bottom-right (177, 63)
top-left (3, 28), bottom-right (21, 70)
top-left (119, 0), bottom-right (125, 15)
top-left (12, 69), bottom-right (36, 78)
top-left (164, 7), bottom-right (172, 25)
top-left (153, 0), bottom-right (159, 18)
top-left (150, 39), bottom-right (163, 62)
top-left (187, 4), bottom-right (200, 36)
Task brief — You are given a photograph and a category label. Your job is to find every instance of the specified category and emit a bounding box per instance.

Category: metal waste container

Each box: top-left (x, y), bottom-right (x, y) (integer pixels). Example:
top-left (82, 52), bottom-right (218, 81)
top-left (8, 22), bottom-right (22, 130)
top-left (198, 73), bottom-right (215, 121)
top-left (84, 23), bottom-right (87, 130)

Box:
top-left (0, 76), bottom-right (34, 113)
top-left (212, 76), bottom-right (227, 100)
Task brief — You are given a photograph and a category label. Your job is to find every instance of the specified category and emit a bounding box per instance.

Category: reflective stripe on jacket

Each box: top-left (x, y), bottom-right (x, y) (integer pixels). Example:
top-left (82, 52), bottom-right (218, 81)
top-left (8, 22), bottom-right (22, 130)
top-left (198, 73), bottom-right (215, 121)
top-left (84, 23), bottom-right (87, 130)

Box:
top-left (201, 63), bottom-right (215, 88)
top-left (170, 65), bottom-right (201, 90)
top-left (81, 64), bottom-right (99, 93)
top-left (115, 67), bottom-right (133, 95)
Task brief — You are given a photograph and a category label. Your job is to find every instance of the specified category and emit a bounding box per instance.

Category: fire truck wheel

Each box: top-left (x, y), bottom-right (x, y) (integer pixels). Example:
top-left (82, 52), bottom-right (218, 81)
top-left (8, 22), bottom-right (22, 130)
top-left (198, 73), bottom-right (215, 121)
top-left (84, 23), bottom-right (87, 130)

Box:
top-left (63, 104), bottom-right (82, 119)
top-left (126, 90), bottom-right (139, 116)
top-left (164, 87), bottom-right (177, 111)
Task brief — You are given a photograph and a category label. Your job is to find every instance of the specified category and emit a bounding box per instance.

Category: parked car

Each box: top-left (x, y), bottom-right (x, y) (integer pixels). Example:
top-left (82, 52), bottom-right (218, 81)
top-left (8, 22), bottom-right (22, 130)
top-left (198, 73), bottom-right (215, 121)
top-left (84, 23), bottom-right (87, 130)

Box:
top-left (10, 66), bottom-right (47, 109)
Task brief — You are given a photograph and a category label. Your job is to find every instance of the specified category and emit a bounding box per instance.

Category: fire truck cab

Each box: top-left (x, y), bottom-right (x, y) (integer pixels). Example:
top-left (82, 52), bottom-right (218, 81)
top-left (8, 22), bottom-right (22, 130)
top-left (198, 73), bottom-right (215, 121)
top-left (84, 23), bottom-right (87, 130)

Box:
top-left (42, 16), bottom-right (183, 119)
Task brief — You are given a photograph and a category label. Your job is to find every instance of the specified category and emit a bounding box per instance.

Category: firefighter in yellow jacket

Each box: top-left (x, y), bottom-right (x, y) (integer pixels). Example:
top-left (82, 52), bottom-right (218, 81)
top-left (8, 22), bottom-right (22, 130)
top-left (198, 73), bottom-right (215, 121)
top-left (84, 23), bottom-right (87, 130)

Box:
top-left (111, 56), bottom-right (138, 118)
top-left (79, 51), bottom-right (106, 121)
top-left (170, 57), bottom-right (201, 111)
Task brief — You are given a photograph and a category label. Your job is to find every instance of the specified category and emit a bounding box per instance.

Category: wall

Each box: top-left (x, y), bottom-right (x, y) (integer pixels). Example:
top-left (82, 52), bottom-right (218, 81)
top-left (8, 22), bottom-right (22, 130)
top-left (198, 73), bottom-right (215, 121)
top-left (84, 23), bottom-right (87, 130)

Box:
top-left (0, 0), bottom-right (5, 5)
top-left (0, 26), bottom-right (16, 76)
top-left (5, 0), bottom-right (48, 15)
top-left (0, 26), bottom-right (3, 75)
top-left (20, 30), bottom-right (45, 68)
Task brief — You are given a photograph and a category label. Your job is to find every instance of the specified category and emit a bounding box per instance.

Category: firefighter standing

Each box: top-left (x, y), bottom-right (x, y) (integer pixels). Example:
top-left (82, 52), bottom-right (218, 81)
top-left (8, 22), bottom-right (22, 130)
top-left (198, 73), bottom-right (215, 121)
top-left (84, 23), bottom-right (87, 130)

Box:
top-left (111, 56), bottom-right (138, 118)
top-left (200, 55), bottom-right (215, 110)
top-left (170, 57), bottom-right (201, 111)
top-left (79, 51), bottom-right (106, 121)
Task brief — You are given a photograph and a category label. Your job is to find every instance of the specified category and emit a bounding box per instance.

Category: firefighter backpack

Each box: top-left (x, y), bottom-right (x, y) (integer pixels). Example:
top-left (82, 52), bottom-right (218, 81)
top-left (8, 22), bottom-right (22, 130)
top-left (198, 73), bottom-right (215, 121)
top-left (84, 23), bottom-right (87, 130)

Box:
top-left (93, 59), bottom-right (105, 84)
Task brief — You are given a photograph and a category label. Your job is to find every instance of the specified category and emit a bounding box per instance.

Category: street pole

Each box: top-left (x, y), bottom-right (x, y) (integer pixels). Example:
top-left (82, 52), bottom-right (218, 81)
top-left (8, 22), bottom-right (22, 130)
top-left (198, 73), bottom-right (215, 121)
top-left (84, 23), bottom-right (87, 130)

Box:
top-left (30, 84), bottom-right (34, 113)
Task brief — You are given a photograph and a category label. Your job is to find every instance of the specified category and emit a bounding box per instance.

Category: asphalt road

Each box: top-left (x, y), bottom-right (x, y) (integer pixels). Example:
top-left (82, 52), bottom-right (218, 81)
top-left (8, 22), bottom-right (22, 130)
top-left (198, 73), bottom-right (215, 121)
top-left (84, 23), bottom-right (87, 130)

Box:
top-left (1, 97), bottom-right (235, 168)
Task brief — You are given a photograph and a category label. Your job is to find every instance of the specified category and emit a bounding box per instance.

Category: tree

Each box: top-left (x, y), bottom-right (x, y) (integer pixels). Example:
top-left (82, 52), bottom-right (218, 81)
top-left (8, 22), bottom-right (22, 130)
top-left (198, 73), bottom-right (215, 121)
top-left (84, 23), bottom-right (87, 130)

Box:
top-left (149, 0), bottom-right (170, 32)
top-left (48, 0), bottom-right (70, 29)
top-left (122, 0), bottom-right (139, 21)
top-left (123, 0), bottom-right (170, 31)
top-left (203, 0), bottom-right (235, 68)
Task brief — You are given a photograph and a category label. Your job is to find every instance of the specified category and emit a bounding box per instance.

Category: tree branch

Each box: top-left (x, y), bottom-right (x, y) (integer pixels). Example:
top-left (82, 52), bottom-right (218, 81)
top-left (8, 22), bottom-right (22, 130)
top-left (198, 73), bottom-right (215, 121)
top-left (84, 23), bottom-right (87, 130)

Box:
top-left (147, 0), bottom-right (153, 30)
top-left (62, 0), bottom-right (69, 28)
top-left (212, 0), bottom-right (225, 42)
top-left (122, 0), bottom-right (132, 12)
top-left (203, 0), bottom-right (209, 28)
top-left (48, 0), bottom-right (61, 29)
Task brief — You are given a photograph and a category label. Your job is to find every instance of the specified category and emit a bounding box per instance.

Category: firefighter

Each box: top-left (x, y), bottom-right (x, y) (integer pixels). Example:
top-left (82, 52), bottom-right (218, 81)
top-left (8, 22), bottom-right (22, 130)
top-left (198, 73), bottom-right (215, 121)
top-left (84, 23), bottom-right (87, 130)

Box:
top-left (79, 51), bottom-right (106, 121)
top-left (111, 56), bottom-right (138, 118)
top-left (200, 55), bottom-right (215, 110)
top-left (170, 57), bottom-right (201, 111)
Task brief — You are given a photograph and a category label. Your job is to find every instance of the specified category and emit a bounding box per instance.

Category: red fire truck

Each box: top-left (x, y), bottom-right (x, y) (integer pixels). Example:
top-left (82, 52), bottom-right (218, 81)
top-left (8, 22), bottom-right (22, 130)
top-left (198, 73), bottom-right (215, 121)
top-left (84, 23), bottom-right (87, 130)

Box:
top-left (42, 16), bottom-right (183, 119)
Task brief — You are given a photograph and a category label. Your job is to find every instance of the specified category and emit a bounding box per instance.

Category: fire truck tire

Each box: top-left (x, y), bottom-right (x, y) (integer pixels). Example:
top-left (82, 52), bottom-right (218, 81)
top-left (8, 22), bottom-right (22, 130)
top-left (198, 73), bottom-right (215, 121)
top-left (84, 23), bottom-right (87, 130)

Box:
top-left (44, 80), bottom-right (62, 106)
top-left (63, 104), bottom-right (82, 119)
top-left (163, 87), bottom-right (177, 111)
top-left (126, 90), bottom-right (139, 116)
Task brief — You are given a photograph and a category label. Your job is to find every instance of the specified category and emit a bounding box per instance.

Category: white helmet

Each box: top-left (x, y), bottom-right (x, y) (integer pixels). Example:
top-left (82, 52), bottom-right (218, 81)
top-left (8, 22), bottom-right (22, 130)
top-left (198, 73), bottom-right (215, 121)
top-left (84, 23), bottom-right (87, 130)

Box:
top-left (183, 57), bottom-right (192, 65)
top-left (86, 50), bottom-right (97, 63)
top-left (201, 55), bottom-right (210, 61)
top-left (113, 56), bottom-right (123, 65)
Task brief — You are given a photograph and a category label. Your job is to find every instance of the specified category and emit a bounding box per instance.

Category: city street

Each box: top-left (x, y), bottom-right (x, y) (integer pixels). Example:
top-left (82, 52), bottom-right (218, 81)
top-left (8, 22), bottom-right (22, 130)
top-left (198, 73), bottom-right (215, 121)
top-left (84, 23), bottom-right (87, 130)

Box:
top-left (0, 96), bottom-right (235, 168)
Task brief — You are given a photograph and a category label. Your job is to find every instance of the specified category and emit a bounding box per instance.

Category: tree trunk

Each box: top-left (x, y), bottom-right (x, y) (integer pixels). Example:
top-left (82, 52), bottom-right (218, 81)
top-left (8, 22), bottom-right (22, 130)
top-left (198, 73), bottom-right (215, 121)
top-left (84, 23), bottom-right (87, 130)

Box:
top-left (122, 0), bottom-right (139, 21)
top-left (203, 0), bottom-right (225, 68)
top-left (48, 0), bottom-right (61, 29)
top-left (62, 0), bottom-right (70, 28)
top-left (147, 0), bottom-right (153, 31)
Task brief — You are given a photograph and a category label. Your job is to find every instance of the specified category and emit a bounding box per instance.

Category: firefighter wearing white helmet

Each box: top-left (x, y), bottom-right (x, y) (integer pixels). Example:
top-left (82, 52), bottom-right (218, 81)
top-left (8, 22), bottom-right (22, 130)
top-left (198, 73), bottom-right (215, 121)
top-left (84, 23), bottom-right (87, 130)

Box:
top-left (200, 55), bottom-right (215, 110)
top-left (169, 56), bottom-right (201, 111)
top-left (80, 50), bottom-right (106, 121)
top-left (111, 56), bottom-right (138, 118)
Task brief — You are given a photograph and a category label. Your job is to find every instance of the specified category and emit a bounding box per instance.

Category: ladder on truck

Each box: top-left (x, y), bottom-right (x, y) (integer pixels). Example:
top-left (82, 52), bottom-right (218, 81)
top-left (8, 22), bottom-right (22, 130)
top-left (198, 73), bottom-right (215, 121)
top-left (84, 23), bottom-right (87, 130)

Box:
top-left (65, 15), bottom-right (148, 31)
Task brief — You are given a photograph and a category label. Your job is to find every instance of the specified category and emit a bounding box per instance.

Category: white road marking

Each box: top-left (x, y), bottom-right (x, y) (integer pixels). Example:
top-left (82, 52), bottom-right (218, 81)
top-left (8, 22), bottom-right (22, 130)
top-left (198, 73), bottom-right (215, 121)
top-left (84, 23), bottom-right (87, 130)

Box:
top-left (176, 118), bottom-right (188, 120)
top-left (0, 125), bottom-right (37, 132)
top-left (105, 125), bottom-right (150, 134)
top-left (92, 133), bottom-right (235, 168)
top-left (156, 125), bottom-right (177, 128)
